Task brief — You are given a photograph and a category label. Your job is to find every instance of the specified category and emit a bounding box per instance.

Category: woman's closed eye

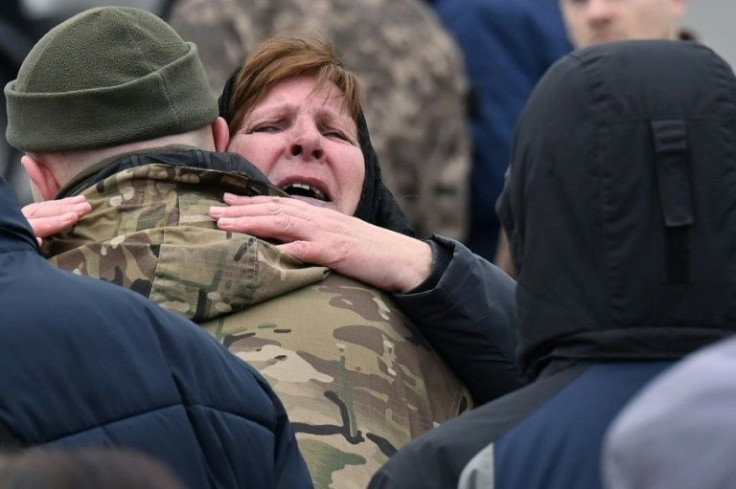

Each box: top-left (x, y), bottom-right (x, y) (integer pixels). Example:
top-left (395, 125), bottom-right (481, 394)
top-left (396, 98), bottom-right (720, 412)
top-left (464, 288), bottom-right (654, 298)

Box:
top-left (323, 128), bottom-right (348, 141)
top-left (248, 122), bottom-right (285, 134)
top-left (319, 124), bottom-right (355, 144)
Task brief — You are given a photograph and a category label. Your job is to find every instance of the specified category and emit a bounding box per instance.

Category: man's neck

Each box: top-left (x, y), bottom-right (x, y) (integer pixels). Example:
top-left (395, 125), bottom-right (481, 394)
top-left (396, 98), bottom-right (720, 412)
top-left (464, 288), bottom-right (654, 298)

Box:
top-left (56, 144), bottom-right (200, 199)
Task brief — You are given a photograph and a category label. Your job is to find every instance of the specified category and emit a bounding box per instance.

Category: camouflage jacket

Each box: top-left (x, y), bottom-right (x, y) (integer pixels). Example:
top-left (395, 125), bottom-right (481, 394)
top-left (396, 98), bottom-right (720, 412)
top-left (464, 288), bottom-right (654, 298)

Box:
top-left (45, 150), bottom-right (472, 489)
top-left (169, 0), bottom-right (471, 240)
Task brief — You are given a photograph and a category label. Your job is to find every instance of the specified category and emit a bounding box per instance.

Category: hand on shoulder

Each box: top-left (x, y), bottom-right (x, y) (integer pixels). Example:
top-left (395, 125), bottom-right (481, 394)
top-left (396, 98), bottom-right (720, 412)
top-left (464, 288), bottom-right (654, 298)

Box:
top-left (210, 194), bottom-right (432, 292)
top-left (22, 195), bottom-right (92, 245)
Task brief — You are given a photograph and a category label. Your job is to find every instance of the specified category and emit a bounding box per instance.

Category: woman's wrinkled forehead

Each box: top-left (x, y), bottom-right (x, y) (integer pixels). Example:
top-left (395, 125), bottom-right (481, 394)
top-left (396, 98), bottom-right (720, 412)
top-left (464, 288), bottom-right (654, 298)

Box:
top-left (223, 46), bottom-right (363, 135)
top-left (249, 76), bottom-right (348, 115)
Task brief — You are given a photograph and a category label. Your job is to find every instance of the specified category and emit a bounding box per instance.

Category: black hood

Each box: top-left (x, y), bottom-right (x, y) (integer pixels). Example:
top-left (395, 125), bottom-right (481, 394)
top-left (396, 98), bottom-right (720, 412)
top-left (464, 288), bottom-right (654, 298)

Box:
top-left (0, 176), bottom-right (37, 253)
top-left (498, 40), bottom-right (736, 380)
top-left (219, 68), bottom-right (414, 236)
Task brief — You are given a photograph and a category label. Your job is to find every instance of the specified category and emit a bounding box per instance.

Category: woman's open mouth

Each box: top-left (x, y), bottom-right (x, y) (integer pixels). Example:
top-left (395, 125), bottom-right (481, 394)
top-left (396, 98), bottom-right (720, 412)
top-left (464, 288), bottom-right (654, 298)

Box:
top-left (280, 182), bottom-right (328, 202)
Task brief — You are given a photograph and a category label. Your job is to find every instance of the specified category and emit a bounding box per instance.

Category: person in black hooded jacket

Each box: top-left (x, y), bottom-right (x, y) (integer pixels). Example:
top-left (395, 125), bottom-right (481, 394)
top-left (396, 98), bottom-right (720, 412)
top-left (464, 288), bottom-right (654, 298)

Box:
top-left (0, 176), bottom-right (311, 488)
top-left (368, 39), bottom-right (736, 489)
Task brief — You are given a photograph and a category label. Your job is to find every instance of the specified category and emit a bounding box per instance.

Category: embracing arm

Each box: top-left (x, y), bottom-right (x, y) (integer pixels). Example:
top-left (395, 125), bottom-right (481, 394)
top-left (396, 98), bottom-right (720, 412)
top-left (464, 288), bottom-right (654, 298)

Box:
top-left (211, 193), bottom-right (433, 292)
top-left (395, 235), bottom-right (522, 404)
top-left (210, 195), bottom-right (522, 404)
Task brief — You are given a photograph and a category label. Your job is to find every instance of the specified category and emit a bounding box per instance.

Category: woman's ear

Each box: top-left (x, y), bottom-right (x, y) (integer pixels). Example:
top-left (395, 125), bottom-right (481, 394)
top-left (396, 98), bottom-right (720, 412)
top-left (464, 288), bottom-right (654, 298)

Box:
top-left (212, 117), bottom-right (230, 152)
top-left (21, 155), bottom-right (61, 201)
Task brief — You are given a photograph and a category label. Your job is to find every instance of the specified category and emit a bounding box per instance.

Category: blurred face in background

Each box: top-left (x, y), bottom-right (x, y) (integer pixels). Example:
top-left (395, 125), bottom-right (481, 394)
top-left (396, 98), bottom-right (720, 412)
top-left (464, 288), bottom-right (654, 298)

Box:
top-left (560, 0), bottom-right (687, 48)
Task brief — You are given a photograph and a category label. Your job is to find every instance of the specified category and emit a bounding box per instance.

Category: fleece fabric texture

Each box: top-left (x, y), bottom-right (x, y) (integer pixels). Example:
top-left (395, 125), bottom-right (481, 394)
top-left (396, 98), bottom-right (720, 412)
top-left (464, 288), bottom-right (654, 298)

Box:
top-left (5, 6), bottom-right (217, 152)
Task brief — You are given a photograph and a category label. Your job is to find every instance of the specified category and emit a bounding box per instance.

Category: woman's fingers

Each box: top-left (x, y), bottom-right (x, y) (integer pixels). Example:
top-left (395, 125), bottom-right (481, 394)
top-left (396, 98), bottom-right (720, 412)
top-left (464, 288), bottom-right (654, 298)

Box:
top-left (213, 196), bottom-right (301, 218)
top-left (222, 192), bottom-right (275, 207)
top-left (209, 194), bottom-right (432, 292)
top-left (22, 195), bottom-right (90, 219)
top-left (22, 197), bottom-right (91, 238)
top-left (216, 213), bottom-right (310, 242)
top-left (210, 196), bottom-right (339, 240)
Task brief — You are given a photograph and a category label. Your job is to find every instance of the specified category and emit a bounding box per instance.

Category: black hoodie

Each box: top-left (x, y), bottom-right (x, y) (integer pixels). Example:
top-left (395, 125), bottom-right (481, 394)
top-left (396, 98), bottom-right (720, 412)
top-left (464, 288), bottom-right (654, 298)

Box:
top-left (499, 40), bottom-right (736, 380)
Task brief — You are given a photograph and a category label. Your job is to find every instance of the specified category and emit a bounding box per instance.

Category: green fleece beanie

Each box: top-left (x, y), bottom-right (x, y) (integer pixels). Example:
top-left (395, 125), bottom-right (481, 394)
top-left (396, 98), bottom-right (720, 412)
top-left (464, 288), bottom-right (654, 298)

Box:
top-left (5, 6), bottom-right (218, 152)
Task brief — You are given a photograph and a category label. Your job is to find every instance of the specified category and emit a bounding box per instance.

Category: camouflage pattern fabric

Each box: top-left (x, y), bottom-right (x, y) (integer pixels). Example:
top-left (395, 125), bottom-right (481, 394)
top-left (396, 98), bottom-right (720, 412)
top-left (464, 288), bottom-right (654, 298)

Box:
top-left (45, 161), bottom-right (473, 488)
top-left (203, 273), bottom-right (471, 489)
top-left (45, 163), bottom-right (328, 321)
top-left (169, 0), bottom-right (472, 240)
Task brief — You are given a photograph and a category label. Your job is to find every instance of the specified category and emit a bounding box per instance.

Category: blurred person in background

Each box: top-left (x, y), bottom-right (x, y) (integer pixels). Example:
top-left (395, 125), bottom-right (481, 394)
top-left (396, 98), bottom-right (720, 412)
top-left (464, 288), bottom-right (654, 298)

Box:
top-left (494, 0), bottom-right (691, 276)
top-left (426, 0), bottom-right (572, 264)
top-left (0, 1), bottom-right (50, 205)
top-left (559, 0), bottom-right (689, 48)
top-left (0, 449), bottom-right (185, 489)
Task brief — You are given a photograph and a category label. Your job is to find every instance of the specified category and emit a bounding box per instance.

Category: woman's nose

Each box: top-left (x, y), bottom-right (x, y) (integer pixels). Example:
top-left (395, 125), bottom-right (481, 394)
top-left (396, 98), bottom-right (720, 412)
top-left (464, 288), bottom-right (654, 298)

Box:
top-left (290, 143), bottom-right (324, 159)
top-left (289, 121), bottom-right (324, 160)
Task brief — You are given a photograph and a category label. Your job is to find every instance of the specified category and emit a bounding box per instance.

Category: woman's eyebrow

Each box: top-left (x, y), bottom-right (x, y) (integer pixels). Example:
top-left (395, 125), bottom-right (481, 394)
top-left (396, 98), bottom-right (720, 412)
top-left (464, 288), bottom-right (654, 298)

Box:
top-left (316, 105), bottom-right (353, 126)
top-left (247, 104), bottom-right (293, 118)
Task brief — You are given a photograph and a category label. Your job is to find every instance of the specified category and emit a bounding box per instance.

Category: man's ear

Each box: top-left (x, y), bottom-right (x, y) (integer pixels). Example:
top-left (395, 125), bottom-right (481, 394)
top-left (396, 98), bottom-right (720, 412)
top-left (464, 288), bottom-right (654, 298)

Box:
top-left (212, 117), bottom-right (230, 152)
top-left (21, 155), bottom-right (60, 201)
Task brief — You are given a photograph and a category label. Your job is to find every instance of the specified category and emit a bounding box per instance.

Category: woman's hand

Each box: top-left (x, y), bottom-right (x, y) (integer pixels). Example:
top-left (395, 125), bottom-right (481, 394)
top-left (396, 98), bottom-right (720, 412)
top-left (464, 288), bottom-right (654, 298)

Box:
top-left (22, 195), bottom-right (92, 245)
top-left (210, 193), bottom-right (433, 293)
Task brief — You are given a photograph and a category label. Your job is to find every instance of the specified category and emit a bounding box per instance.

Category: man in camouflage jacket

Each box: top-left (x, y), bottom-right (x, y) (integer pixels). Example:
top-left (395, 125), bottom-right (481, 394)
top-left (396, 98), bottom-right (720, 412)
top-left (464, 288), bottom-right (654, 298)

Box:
top-left (45, 150), bottom-right (472, 489)
top-left (6, 7), bottom-right (473, 488)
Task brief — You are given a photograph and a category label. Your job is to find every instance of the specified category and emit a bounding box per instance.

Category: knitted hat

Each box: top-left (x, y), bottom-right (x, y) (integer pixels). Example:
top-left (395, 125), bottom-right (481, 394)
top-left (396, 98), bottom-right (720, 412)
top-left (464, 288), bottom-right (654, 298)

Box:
top-left (5, 6), bottom-right (218, 152)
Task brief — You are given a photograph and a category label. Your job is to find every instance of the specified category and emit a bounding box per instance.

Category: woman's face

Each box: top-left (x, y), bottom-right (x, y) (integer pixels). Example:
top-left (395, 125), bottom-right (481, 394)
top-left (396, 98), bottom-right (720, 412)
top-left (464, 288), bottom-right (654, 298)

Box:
top-left (228, 75), bottom-right (365, 215)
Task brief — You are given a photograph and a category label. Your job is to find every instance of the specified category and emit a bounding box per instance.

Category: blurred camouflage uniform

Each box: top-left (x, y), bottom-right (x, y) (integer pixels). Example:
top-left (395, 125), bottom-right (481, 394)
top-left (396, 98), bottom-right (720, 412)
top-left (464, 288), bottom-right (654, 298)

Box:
top-left (168, 0), bottom-right (471, 240)
top-left (44, 149), bottom-right (472, 489)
